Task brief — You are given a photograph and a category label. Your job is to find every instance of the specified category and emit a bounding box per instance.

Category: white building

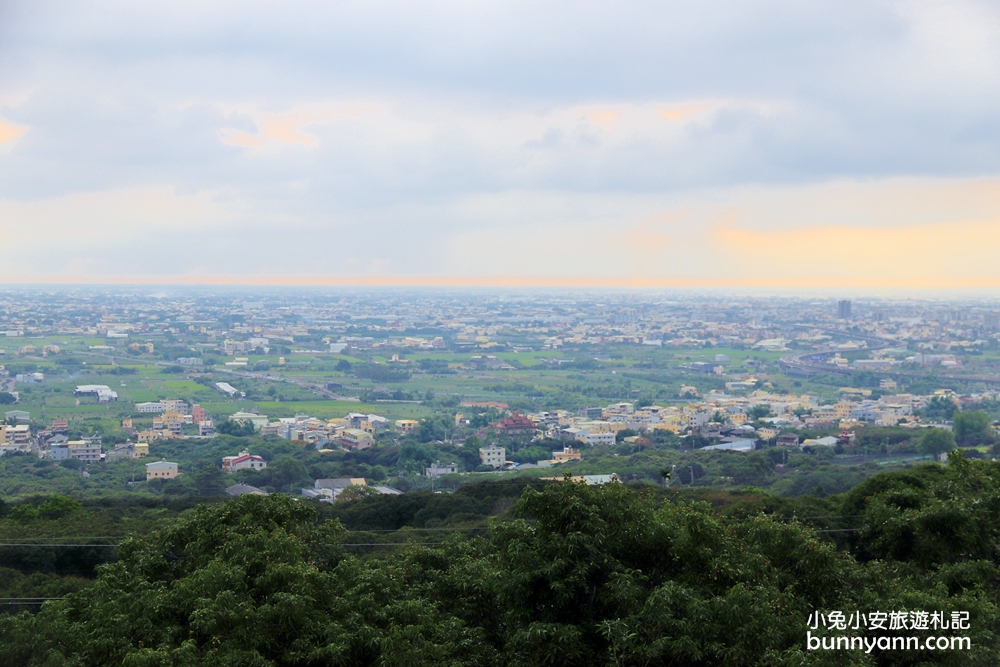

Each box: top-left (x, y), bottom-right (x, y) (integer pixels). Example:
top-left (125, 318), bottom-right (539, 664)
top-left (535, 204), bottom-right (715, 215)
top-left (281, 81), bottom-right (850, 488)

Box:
top-left (479, 445), bottom-right (506, 468)
top-left (581, 432), bottom-right (616, 446)
top-left (221, 450), bottom-right (267, 473)
top-left (425, 462), bottom-right (458, 477)
top-left (214, 382), bottom-right (241, 397)
top-left (135, 402), bottom-right (164, 413)
top-left (74, 385), bottom-right (118, 402)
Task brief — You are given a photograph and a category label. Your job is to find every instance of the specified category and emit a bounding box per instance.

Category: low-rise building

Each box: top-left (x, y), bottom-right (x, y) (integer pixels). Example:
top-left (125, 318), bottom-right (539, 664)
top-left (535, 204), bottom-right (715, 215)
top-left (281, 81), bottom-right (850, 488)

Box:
top-left (395, 419), bottom-right (419, 434)
top-left (68, 441), bottom-right (102, 463)
top-left (425, 462), bottom-right (458, 477)
top-left (106, 442), bottom-right (137, 461)
top-left (222, 450), bottom-right (267, 473)
top-left (49, 443), bottom-right (69, 460)
top-left (135, 402), bottom-right (164, 413)
top-left (5, 424), bottom-right (31, 445)
top-left (74, 385), bottom-right (118, 402)
top-left (137, 430), bottom-right (161, 443)
top-left (146, 460), bottom-right (178, 480)
top-left (340, 429), bottom-right (374, 450)
top-left (776, 433), bottom-right (800, 447)
top-left (162, 399), bottom-right (189, 414)
top-left (552, 446), bottom-right (583, 463)
top-left (480, 445), bottom-right (506, 468)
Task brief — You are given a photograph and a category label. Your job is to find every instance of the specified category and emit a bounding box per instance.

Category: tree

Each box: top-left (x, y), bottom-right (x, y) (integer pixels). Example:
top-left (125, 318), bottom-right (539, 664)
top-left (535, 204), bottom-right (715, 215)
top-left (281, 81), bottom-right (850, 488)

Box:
top-left (193, 465), bottom-right (227, 496)
top-left (215, 419), bottom-right (256, 437)
top-left (615, 428), bottom-right (637, 443)
top-left (267, 456), bottom-right (310, 491)
top-left (748, 404), bottom-right (772, 420)
top-left (0, 392), bottom-right (16, 405)
top-left (916, 427), bottom-right (956, 459)
top-left (953, 410), bottom-right (995, 447)
top-left (921, 395), bottom-right (957, 422)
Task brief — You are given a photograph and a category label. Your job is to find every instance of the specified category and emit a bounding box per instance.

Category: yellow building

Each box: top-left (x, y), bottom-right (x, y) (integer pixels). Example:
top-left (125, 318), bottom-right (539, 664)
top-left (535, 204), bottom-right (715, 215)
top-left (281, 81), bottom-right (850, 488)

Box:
top-left (134, 443), bottom-right (149, 457)
top-left (552, 446), bottom-right (582, 463)
top-left (145, 460), bottom-right (178, 480)
top-left (833, 402), bottom-right (853, 419)
top-left (162, 411), bottom-right (184, 425)
top-left (137, 430), bottom-right (161, 443)
top-left (122, 417), bottom-right (133, 429)
top-left (395, 419), bottom-right (419, 434)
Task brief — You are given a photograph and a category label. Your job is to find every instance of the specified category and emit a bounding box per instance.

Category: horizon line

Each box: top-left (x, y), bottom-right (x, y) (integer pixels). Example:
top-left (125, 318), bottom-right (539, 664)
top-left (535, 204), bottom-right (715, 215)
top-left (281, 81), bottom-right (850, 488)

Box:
top-left (1, 274), bottom-right (1000, 291)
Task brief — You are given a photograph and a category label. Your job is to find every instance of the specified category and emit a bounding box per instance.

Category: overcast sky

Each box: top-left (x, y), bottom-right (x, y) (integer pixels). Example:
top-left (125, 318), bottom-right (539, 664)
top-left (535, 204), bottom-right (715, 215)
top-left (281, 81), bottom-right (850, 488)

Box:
top-left (1, 0), bottom-right (999, 288)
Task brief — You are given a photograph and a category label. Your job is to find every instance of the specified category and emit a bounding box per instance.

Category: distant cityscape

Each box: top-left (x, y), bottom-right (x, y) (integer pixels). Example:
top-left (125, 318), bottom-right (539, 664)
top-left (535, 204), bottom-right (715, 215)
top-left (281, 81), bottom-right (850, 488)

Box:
top-left (0, 287), bottom-right (996, 497)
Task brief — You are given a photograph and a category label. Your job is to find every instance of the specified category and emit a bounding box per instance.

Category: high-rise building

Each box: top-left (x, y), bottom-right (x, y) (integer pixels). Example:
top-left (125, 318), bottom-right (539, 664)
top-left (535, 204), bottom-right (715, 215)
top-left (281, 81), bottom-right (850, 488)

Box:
top-left (838, 300), bottom-right (852, 319)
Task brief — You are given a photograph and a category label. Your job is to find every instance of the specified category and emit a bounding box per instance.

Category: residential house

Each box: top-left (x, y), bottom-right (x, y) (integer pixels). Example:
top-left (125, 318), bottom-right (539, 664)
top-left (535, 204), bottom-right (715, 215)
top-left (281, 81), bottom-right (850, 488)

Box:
top-left (395, 419), bottom-right (419, 435)
top-left (493, 412), bottom-right (536, 436)
top-left (146, 460), bottom-right (179, 480)
top-left (222, 450), bottom-right (267, 473)
top-left (776, 433), bottom-right (800, 447)
top-left (106, 442), bottom-right (137, 461)
top-left (425, 462), bottom-right (458, 477)
top-left (340, 429), bottom-right (374, 450)
top-left (68, 441), bottom-right (102, 463)
top-left (226, 483), bottom-right (267, 497)
top-left (552, 446), bottom-right (583, 463)
top-left (479, 445), bottom-right (506, 468)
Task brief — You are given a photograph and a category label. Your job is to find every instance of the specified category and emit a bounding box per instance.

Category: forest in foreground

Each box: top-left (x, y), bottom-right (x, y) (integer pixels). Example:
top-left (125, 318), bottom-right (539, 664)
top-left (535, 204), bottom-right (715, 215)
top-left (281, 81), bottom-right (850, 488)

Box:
top-left (0, 455), bottom-right (998, 666)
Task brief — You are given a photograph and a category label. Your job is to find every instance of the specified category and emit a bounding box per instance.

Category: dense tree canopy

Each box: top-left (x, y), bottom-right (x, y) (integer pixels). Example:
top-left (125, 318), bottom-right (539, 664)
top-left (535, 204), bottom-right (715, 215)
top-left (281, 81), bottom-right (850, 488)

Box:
top-left (917, 428), bottom-right (956, 458)
top-left (953, 410), bottom-right (995, 447)
top-left (2, 459), bottom-right (999, 666)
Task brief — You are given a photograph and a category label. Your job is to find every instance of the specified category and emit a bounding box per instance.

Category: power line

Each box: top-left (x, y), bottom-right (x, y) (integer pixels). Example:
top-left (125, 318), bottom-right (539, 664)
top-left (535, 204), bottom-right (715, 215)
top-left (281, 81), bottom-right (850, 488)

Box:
top-left (0, 544), bottom-right (119, 547)
top-left (337, 542), bottom-right (447, 547)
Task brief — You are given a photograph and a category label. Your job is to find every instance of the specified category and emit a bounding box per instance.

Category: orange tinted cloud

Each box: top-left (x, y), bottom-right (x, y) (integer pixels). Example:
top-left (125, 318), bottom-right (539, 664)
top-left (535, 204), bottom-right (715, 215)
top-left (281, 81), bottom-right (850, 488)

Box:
top-left (657, 103), bottom-right (714, 122)
top-left (221, 106), bottom-right (376, 148)
top-left (712, 217), bottom-right (1000, 287)
top-left (0, 117), bottom-right (27, 144)
top-left (587, 109), bottom-right (621, 130)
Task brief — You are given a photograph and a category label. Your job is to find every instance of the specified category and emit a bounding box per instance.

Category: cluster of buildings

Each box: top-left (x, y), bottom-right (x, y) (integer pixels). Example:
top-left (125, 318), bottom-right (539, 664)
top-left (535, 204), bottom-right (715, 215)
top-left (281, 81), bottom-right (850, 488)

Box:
top-left (127, 399), bottom-right (213, 440)
top-left (221, 410), bottom-right (395, 451)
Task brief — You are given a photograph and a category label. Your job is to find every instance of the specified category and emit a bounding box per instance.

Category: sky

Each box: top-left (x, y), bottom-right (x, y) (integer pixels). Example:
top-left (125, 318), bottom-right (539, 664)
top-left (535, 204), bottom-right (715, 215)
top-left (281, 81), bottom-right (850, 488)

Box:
top-left (1, 0), bottom-right (999, 288)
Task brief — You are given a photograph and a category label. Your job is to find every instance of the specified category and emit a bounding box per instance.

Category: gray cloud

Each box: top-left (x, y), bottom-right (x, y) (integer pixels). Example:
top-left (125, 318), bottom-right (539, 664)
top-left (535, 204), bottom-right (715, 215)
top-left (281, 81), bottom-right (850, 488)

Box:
top-left (0, 0), bottom-right (999, 281)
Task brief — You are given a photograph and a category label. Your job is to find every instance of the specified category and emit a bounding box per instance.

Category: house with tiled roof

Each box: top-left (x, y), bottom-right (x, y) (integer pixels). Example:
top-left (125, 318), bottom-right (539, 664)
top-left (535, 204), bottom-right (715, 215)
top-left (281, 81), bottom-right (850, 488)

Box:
top-left (222, 450), bottom-right (267, 474)
top-left (492, 412), bottom-right (536, 436)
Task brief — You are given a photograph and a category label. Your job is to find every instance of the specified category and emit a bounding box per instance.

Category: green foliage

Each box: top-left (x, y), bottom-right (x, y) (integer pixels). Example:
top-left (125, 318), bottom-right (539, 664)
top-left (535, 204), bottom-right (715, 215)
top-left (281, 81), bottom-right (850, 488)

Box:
top-left (8, 496), bottom-right (83, 523)
top-left (953, 410), bottom-right (996, 447)
top-left (917, 427), bottom-right (956, 458)
top-left (921, 395), bottom-right (958, 422)
top-left (2, 471), bottom-right (1000, 664)
top-left (192, 465), bottom-right (227, 496)
top-left (266, 456), bottom-right (310, 491)
top-left (0, 393), bottom-right (16, 405)
top-left (214, 418), bottom-right (256, 437)
top-left (354, 363), bottom-right (411, 383)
